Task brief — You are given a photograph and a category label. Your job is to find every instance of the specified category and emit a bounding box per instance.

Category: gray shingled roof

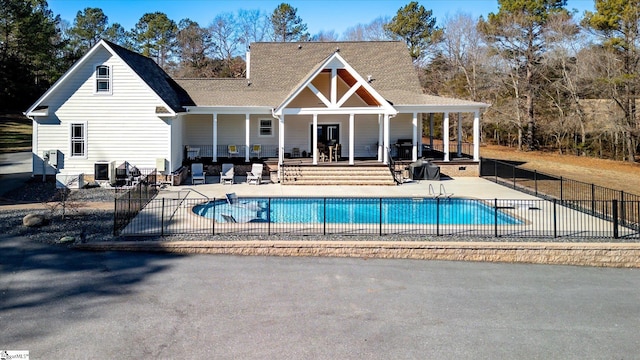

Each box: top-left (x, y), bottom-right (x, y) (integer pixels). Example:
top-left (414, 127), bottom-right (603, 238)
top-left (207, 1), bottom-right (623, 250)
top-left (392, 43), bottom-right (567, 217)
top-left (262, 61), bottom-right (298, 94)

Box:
top-left (105, 40), bottom-right (194, 111)
top-left (109, 40), bottom-right (486, 110)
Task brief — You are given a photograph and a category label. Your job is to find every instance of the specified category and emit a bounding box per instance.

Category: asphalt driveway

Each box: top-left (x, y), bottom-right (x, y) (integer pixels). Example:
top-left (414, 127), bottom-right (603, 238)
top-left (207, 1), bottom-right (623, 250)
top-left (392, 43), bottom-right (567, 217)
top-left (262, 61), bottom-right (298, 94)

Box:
top-left (0, 151), bottom-right (32, 199)
top-left (1, 235), bottom-right (639, 359)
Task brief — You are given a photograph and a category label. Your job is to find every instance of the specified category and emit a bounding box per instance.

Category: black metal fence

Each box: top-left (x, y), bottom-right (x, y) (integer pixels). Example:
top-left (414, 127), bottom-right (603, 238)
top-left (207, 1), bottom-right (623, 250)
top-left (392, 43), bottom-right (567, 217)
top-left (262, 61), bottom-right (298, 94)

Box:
top-left (113, 169), bottom-right (159, 235)
top-left (114, 196), bottom-right (639, 239)
top-left (481, 158), bottom-right (640, 232)
top-left (429, 141), bottom-right (473, 159)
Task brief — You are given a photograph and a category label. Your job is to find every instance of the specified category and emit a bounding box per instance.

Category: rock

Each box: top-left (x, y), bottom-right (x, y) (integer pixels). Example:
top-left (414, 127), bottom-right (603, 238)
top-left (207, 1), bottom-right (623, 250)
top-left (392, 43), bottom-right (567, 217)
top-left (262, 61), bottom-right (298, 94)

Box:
top-left (59, 236), bottom-right (75, 244)
top-left (22, 213), bottom-right (47, 227)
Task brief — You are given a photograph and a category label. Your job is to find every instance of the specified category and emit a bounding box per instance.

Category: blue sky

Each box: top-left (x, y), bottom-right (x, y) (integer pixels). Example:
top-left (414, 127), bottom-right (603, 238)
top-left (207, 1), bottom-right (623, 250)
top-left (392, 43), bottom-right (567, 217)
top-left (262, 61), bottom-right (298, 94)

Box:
top-left (49, 0), bottom-right (595, 36)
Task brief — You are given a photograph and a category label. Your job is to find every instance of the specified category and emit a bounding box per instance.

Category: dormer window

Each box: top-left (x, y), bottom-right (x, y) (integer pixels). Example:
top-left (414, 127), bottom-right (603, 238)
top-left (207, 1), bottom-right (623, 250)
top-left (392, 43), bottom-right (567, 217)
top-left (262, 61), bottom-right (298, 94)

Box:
top-left (95, 65), bottom-right (111, 94)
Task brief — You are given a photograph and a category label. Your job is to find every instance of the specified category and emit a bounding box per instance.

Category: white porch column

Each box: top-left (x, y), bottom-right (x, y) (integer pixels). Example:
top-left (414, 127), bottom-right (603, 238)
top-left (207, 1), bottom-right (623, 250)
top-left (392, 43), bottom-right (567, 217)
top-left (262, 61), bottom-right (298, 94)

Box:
top-left (443, 112), bottom-right (450, 162)
top-left (473, 110), bottom-right (480, 161)
top-left (377, 114), bottom-right (383, 162)
top-left (212, 113), bottom-right (218, 162)
top-left (278, 115), bottom-right (284, 166)
top-left (429, 113), bottom-right (434, 150)
top-left (245, 113), bottom-right (250, 162)
top-left (418, 113), bottom-right (423, 158)
top-left (349, 113), bottom-right (355, 165)
top-left (383, 113), bottom-right (390, 164)
top-left (457, 112), bottom-right (462, 158)
top-left (412, 112), bottom-right (418, 162)
top-left (312, 114), bottom-right (318, 165)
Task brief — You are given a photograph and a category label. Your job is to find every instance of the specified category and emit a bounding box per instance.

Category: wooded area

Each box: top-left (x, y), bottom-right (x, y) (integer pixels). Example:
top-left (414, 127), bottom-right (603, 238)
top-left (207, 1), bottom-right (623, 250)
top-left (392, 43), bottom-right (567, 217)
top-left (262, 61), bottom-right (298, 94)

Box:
top-left (1, 0), bottom-right (638, 162)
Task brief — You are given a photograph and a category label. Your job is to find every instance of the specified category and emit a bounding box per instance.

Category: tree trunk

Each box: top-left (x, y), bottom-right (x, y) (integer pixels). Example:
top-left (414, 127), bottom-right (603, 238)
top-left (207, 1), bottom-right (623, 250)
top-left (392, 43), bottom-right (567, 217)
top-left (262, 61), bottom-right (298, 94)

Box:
top-left (526, 64), bottom-right (535, 151)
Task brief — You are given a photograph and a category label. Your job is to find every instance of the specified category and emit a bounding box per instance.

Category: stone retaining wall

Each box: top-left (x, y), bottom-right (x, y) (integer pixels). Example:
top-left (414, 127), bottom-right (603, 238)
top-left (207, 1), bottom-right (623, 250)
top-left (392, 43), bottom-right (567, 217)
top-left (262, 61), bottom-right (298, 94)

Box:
top-left (75, 241), bottom-right (640, 268)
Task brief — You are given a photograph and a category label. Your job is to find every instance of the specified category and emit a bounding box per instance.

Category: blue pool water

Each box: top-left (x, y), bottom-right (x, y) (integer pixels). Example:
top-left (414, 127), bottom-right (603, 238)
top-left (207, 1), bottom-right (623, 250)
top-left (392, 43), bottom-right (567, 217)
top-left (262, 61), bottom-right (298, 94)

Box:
top-left (192, 198), bottom-right (522, 225)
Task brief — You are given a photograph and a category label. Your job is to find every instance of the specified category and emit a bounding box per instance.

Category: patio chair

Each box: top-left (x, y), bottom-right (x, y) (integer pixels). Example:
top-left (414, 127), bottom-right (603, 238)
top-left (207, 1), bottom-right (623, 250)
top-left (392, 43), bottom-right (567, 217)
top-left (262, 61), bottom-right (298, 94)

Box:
top-left (292, 147), bottom-right (301, 157)
top-left (191, 163), bottom-right (206, 185)
top-left (246, 163), bottom-right (263, 185)
top-left (220, 163), bottom-right (234, 184)
top-left (228, 144), bottom-right (239, 157)
top-left (250, 144), bottom-right (261, 158)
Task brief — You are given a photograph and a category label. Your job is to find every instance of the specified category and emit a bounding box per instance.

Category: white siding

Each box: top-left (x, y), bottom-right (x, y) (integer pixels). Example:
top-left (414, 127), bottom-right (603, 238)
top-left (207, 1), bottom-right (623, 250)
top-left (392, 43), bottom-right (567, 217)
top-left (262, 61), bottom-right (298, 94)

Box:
top-left (33, 46), bottom-right (171, 176)
top-left (390, 113), bottom-right (413, 143)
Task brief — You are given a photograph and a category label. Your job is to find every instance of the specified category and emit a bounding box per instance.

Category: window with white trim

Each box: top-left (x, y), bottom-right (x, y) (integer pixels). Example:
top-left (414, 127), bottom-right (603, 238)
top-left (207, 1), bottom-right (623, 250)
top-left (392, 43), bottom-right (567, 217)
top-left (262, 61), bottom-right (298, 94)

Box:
top-left (70, 123), bottom-right (87, 157)
top-left (95, 65), bottom-right (111, 93)
top-left (259, 119), bottom-right (273, 136)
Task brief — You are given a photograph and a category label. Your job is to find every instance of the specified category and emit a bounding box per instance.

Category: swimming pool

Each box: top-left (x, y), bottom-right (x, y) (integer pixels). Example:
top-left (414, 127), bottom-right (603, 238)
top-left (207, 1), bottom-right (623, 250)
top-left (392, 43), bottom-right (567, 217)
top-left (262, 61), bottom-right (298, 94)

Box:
top-left (192, 197), bottom-right (522, 225)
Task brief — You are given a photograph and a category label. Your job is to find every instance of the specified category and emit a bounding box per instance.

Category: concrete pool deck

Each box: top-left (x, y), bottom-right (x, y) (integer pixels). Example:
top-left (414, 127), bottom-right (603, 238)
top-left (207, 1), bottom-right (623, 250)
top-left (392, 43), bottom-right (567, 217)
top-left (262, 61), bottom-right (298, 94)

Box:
top-left (159, 177), bottom-right (535, 200)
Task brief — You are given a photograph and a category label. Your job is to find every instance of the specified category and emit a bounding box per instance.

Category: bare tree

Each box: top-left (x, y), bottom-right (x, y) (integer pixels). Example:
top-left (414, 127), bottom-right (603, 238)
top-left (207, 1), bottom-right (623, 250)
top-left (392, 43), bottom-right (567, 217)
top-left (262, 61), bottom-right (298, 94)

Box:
top-left (441, 12), bottom-right (488, 101)
top-left (209, 12), bottom-right (243, 77)
top-left (237, 9), bottom-right (271, 50)
top-left (343, 17), bottom-right (391, 41)
top-left (311, 30), bottom-right (339, 42)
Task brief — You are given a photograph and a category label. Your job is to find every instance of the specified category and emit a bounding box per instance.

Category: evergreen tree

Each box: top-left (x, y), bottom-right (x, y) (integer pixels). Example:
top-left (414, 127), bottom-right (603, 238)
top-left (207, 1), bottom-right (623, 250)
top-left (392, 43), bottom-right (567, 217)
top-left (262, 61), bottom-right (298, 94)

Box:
top-left (0, 0), bottom-right (61, 110)
top-left (270, 3), bottom-right (308, 42)
top-left (132, 12), bottom-right (177, 69)
top-left (479, 0), bottom-right (570, 150)
top-left (384, 1), bottom-right (443, 63)
top-left (583, 0), bottom-right (640, 162)
top-left (68, 7), bottom-right (108, 52)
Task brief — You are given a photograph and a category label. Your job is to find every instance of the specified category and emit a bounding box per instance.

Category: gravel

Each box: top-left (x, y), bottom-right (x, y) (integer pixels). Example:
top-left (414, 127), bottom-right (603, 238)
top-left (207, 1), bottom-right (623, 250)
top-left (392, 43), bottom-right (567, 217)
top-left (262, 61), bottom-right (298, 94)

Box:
top-left (0, 178), bottom-right (118, 244)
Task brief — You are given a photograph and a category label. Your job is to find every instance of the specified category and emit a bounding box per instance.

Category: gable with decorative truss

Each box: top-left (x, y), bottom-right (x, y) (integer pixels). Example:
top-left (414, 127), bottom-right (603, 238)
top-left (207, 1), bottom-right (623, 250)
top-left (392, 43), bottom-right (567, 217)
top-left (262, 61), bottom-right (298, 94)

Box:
top-left (274, 52), bottom-right (397, 116)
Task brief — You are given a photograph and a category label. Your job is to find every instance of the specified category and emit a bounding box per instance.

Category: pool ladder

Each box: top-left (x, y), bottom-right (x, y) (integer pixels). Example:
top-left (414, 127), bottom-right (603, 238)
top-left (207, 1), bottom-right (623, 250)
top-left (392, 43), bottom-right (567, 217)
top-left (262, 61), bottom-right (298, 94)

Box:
top-left (429, 184), bottom-right (454, 199)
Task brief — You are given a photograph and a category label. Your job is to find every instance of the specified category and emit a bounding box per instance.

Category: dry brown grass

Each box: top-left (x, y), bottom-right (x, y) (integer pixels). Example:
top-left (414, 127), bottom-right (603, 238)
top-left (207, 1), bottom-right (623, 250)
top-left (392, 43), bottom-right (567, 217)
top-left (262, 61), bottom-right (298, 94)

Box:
top-left (0, 113), bottom-right (31, 153)
top-left (480, 144), bottom-right (640, 195)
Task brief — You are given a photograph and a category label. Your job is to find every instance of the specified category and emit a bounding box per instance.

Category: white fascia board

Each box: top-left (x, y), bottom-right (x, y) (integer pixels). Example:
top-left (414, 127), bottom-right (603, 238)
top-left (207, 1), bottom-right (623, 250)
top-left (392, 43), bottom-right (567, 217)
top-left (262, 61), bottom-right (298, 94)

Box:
top-left (184, 106), bottom-right (273, 115)
top-left (275, 52), bottom-right (397, 116)
top-left (395, 104), bottom-right (490, 113)
top-left (334, 53), bottom-right (396, 114)
top-left (274, 56), bottom-right (334, 114)
top-left (26, 107), bottom-right (49, 117)
top-left (26, 41), bottom-right (110, 114)
top-left (281, 107), bottom-right (397, 116)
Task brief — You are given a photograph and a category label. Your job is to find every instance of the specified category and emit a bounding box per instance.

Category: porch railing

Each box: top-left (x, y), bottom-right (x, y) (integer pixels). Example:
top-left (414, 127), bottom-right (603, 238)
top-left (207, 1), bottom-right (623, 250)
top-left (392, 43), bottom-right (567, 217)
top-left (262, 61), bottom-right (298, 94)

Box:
top-left (186, 144), bottom-right (279, 159)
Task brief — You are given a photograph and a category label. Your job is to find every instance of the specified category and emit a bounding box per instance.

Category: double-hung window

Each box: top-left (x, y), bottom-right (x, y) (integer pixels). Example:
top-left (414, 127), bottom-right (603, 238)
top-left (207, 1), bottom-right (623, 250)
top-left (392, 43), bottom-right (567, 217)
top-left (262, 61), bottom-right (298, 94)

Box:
top-left (70, 123), bottom-right (87, 157)
top-left (95, 65), bottom-right (111, 93)
top-left (259, 119), bottom-right (273, 137)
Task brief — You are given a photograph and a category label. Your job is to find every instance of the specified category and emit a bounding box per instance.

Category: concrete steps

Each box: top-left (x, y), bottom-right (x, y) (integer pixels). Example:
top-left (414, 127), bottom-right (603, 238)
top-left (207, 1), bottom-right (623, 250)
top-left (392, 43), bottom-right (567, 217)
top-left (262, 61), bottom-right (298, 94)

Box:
top-left (282, 165), bottom-right (396, 185)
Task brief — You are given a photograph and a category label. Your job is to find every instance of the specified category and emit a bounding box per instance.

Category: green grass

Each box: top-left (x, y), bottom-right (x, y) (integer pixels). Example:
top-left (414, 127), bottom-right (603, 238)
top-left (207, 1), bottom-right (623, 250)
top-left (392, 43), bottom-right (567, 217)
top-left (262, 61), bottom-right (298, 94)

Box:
top-left (0, 113), bottom-right (32, 153)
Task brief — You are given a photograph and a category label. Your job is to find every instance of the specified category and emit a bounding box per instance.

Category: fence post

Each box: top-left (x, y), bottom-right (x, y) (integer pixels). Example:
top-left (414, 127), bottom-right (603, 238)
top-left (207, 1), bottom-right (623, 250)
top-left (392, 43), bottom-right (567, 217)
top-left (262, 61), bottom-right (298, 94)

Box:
top-left (553, 199), bottom-right (557, 238)
top-left (379, 197), bottom-right (383, 236)
top-left (534, 170), bottom-right (538, 197)
top-left (560, 177), bottom-right (564, 204)
top-left (591, 184), bottom-right (595, 215)
top-left (512, 164), bottom-right (516, 189)
top-left (212, 199), bottom-right (216, 236)
top-left (494, 159), bottom-right (497, 183)
top-left (494, 198), bottom-right (498, 238)
top-left (436, 197), bottom-right (440, 236)
top-left (612, 199), bottom-right (619, 239)
top-left (268, 197), bottom-right (271, 236)
top-left (160, 198), bottom-right (165, 237)
top-left (620, 191), bottom-right (625, 227)
top-left (113, 197), bottom-right (117, 236)
top-left (323, 197), bottom-right (327, 236)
